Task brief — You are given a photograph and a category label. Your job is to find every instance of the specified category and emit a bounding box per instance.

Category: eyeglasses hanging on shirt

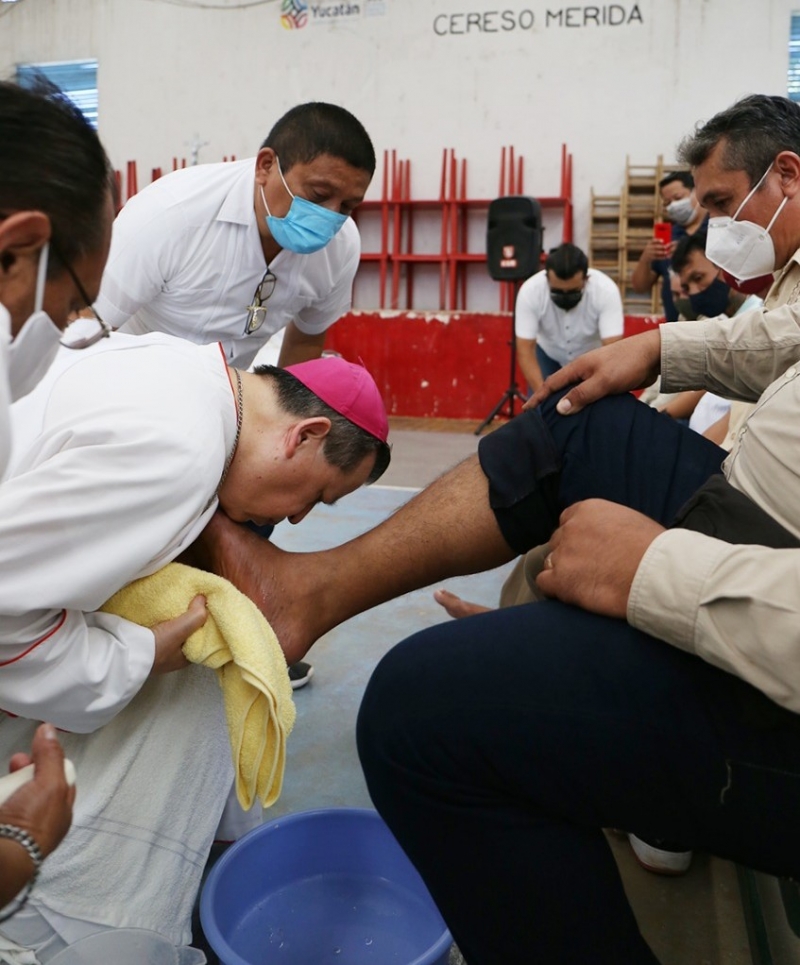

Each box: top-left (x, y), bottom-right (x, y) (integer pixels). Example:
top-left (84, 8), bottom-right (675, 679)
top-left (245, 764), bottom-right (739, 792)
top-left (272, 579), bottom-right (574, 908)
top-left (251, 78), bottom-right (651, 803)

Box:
top-left (53, 240), bottom-right (113, 350)
top-left (244, 267), bottom-right (277, 335)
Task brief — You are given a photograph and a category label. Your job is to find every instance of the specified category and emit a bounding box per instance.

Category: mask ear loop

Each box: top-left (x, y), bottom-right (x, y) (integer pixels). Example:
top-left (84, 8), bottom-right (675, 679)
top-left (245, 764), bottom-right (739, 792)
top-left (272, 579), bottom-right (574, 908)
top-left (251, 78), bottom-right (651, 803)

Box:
top-left (259, 156), bottom-right (295, 220)
top-left (765, 193), bottom-right (789, 234)
top-left (34, 241), bottom-right (49, 314)
top-left (274, 156), bottom-right (295, 201)
top-left (259, 184), bottom-right (272, 219)
top-left (732, 162), bottom-right (774, 221)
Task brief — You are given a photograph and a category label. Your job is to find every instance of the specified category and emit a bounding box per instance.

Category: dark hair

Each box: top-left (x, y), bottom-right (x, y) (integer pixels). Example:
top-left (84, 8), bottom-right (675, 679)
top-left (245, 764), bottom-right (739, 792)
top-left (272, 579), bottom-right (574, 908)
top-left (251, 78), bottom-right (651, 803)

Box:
top-left (544, 242), bottom-right (588, 280)
top-left (253, 364), bottom-right (390, 483)
top-left (261, 102), bottom-right (376, 176)
top-left (0, 76), bottom-right (115, 276)
top-left (670, 231), bottom-right (708, 273)
top-left (678, 95), bottom-right (800, 187)
top-left (659, 170), bottom-right (694, 191)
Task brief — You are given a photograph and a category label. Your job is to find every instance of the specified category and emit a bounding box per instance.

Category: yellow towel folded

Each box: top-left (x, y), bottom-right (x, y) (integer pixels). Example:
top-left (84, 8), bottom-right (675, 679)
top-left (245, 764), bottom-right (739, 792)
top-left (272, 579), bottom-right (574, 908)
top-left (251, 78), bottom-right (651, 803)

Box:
top-left (101, 562), bottom-right (295, 810)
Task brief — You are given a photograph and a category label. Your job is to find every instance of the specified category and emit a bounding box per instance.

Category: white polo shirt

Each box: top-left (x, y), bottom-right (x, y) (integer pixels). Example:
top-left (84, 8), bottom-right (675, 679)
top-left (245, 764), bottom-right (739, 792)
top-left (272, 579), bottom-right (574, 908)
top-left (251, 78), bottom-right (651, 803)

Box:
top-left (94, 158), bottom-right (361, 368)
top-left (514, 267), bottom-right (624, 366)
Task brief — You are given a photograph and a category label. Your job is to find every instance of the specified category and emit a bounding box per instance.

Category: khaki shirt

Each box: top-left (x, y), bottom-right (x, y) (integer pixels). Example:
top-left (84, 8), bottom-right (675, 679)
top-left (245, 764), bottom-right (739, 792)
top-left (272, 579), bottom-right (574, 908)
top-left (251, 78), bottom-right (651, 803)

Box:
top-left (628, 251), bottom-right (800, 711)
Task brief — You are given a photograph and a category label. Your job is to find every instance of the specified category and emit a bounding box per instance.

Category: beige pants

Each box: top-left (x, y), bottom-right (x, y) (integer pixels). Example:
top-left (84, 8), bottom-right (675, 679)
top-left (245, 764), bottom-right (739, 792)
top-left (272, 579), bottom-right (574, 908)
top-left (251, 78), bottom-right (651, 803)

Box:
top-left (498, 543), bottom-right (550, 608)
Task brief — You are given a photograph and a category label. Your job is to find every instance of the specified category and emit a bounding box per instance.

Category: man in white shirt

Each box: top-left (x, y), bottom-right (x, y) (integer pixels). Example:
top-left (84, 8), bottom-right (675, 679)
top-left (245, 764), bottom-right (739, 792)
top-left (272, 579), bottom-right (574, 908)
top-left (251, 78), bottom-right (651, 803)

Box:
top-left (514, 242), bottom-right (624, 393)
top-left (94, 102), bottom-right (375, 370)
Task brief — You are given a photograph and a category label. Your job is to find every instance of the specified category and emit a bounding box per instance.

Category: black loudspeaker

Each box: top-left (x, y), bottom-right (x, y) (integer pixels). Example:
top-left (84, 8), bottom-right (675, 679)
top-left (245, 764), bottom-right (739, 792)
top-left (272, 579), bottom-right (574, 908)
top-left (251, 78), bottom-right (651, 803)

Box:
top-left (486, 196), bottom-right (543, 281)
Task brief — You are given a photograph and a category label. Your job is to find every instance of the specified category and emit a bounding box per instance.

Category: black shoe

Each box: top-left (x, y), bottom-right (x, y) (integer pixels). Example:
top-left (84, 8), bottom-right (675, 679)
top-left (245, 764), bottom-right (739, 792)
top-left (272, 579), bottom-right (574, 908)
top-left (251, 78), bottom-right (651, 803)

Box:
top-left (288, 661), bottom-right (314, 690)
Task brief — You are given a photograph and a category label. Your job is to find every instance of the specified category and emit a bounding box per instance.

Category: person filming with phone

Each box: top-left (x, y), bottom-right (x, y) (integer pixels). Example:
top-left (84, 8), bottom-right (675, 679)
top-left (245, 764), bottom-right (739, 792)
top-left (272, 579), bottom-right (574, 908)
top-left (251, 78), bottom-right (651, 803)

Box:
top-left (631, 171), bottom-right (707, 320)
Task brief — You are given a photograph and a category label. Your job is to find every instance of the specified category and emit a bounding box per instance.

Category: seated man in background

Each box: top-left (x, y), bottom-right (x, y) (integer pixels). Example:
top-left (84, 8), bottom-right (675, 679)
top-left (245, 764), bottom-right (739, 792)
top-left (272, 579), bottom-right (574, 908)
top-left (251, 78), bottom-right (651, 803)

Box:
top-left (0, 337), bottom-right (389, 960)
top-left (631, 170), bottom-right (708, 321)
top-left (515, 241), bottom-right (623, 392)
top-left (196, 93), bottom-right (800, 964)
top-left (662, 231), bottom-right (762, 440)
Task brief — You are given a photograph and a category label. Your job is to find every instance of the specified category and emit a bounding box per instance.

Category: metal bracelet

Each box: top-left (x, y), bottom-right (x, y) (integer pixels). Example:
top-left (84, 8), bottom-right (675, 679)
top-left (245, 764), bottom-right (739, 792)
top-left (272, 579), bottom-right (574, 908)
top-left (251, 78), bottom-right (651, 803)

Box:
top-left (0, 824), bottom-right (43, 923)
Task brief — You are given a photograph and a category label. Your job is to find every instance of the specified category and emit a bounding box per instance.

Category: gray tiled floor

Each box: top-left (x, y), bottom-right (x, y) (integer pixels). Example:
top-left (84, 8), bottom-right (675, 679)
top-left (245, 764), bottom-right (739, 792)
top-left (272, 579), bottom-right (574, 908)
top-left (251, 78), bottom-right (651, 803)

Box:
top-left (268, 426), bottom-right (753, 965)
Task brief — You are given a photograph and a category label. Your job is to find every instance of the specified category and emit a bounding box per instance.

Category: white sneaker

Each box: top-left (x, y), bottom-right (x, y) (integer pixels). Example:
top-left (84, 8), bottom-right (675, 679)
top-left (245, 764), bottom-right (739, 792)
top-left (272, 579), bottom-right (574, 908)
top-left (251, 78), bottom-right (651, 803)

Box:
top-left (628, 833), bottom-right (692, 875)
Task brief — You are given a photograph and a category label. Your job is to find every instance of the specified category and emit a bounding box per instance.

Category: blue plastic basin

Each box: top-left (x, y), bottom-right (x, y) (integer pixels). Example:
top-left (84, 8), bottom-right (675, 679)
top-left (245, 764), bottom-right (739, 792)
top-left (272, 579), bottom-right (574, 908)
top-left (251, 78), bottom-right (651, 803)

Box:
top-left (200, 808), bottom-right (452, 965)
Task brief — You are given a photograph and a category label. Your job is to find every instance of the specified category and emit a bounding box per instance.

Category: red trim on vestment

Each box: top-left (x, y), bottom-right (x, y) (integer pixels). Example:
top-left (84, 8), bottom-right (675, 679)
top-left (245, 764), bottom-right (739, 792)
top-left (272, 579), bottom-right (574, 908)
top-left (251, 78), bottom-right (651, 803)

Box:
top-left (0, 610), bottom-right (68, 666)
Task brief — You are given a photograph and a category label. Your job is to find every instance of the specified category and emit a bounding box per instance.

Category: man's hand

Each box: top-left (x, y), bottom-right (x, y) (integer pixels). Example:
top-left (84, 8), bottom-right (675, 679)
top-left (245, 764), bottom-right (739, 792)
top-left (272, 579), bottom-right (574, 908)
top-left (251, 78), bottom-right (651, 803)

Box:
top-left (150, 594), bottom-right (208, 674)
top-left (639, 237), bottom-right (670, 263)
top-left (2, 724), bottom-right (75, 860)
top-left (535, 500), bottom-right (665, 619)
top-left (524, 329), bottom-right (662, 416)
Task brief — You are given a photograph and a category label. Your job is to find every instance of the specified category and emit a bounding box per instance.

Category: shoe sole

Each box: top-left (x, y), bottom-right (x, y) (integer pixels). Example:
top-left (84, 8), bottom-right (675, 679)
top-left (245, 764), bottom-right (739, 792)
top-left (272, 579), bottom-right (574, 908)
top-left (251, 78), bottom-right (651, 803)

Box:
top-left (290, 666), bottom-right (315, 690)
top-left (628, 834), bottom-right (692, 876)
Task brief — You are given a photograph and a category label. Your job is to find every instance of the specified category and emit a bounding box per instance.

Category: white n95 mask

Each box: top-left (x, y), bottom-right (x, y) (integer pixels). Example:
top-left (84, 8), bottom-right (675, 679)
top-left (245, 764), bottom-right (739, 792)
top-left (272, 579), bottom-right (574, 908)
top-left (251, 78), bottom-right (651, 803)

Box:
top-left (705, 161), bottom-right (788, 282)
top-left (6, 242), bottom-right (63, 401)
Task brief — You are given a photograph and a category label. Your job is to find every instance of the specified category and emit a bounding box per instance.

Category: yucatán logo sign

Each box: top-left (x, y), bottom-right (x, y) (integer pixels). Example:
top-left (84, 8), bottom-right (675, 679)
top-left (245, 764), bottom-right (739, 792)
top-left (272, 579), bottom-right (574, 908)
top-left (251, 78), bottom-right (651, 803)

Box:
top-left (281, 0), bottom-right (378, 29)
top-left (433, 3), bottom-right (643, 34)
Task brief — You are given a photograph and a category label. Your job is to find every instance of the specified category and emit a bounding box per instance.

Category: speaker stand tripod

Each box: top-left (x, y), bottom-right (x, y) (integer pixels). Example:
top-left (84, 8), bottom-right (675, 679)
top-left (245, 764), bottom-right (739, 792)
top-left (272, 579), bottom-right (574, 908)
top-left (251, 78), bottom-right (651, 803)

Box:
top-left (474, 281), bottom-right (528, 435)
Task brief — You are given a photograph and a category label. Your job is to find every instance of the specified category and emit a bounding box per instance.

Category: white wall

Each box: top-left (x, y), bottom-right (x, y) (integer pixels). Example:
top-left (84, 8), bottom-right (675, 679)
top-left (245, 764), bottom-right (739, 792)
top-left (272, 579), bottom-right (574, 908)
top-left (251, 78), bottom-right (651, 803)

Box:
top-left (0, 0), bottom-right (795, 291)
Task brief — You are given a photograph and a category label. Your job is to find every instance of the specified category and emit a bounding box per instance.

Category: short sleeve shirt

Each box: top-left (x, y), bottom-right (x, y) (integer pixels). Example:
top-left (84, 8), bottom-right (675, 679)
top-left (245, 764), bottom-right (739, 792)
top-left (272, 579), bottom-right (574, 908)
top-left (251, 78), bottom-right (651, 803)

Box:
top-left (514, 268), bottom-right (624, 366)
top-left (94, 159), bottom-right (361, 368)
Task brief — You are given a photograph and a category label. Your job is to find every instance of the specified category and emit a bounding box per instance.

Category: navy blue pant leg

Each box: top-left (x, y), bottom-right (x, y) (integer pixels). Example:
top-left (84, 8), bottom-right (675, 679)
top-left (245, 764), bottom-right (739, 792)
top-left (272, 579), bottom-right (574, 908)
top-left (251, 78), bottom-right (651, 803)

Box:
top-left (356, 391), bottom-right (786, 965)
top-left (535, 343), bottom-right (563, 381)
top-left (479, 389), bottom-right (727, 554)
top-left (358, 605), bottom-right (800, 964)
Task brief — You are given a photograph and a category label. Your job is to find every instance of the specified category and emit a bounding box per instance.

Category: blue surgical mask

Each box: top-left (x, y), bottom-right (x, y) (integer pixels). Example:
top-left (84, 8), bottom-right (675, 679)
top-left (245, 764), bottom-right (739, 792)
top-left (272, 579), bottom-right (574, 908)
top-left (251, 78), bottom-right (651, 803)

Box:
top-left (688, 277), bottom-right (731, 319)
top-left (260, 157), bottom-right (347, 255)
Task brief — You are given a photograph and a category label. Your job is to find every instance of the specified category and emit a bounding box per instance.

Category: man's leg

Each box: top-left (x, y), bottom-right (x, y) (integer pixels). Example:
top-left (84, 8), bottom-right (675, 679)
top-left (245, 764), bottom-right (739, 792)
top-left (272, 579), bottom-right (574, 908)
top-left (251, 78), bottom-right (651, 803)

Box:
top-left (357, 603), bottom-right (800, 965)
top-left (200, 392), bottom-right (726, 663)
top-left (200, 452), bottom-right (517, 663)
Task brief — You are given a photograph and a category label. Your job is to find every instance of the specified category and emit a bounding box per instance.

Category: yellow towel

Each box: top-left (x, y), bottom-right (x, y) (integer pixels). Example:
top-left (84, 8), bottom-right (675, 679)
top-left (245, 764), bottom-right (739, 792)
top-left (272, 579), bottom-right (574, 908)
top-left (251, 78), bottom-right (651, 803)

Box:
top-left (101, 562), bottom-right (295, 810)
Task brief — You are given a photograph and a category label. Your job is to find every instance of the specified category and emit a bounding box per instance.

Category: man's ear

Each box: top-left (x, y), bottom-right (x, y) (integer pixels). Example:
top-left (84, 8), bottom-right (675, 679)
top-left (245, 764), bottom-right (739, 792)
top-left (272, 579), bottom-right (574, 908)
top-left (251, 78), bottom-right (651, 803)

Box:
top-left (285, 416), bottom-right (332, 457)
top-left (0, 211), bottom-right (51, 274)
top-left (775, 151), bottom-right (800, 199)
top-left (0, 212), bottom-right (51, 334)
top-left (255, 147), bottom-right (279, 187)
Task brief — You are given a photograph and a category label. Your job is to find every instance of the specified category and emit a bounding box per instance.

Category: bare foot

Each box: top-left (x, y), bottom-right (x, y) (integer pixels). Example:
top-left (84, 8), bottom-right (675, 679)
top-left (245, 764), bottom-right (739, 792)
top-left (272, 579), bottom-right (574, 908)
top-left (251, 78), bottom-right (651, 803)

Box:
top-left (433, 588), bottom-right (492, 619)
top-left (193, 511), bottom-right (323, 664)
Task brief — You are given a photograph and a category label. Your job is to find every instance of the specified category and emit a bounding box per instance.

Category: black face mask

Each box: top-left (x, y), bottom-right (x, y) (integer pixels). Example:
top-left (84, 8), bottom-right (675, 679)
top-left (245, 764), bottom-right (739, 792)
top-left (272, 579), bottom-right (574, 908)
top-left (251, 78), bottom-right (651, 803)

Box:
top-left (673, 297), bottom-right (697, 320)
top-left (550, 289), bottom-right (583, 311)
top-left (688, 277), bottom-right (731, 318)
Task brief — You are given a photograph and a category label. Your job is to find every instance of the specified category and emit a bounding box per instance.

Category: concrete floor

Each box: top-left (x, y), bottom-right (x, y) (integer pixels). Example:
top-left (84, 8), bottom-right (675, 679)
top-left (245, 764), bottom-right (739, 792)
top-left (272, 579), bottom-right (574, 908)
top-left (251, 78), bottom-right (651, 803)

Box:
top-left (265, 422), bottom-right (754, 965)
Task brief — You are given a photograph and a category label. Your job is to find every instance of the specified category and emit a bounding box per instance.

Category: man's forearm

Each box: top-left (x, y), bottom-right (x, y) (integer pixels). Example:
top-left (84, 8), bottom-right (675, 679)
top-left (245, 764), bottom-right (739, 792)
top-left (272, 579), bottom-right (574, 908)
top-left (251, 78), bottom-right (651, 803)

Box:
top-left (661, 303), bottom-right (800, 398)
top-left (277, 324), bottom-right (326, 367)
top-left (517, 342), bottom-right (543, 392)
top-left (630, 253), bottom-right (657, 294)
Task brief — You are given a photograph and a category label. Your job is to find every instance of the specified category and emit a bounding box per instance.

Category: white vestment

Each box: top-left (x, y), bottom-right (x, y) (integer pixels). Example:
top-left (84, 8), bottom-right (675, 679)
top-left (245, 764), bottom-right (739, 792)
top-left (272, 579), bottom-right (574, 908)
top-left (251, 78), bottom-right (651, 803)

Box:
top-left (0, 333), bottom-right (239, 947)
